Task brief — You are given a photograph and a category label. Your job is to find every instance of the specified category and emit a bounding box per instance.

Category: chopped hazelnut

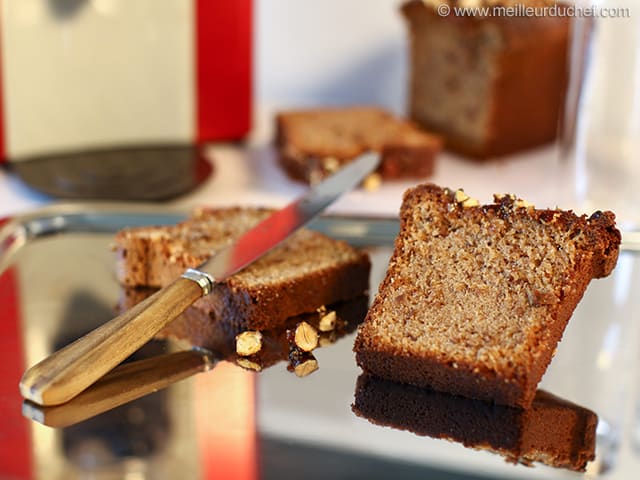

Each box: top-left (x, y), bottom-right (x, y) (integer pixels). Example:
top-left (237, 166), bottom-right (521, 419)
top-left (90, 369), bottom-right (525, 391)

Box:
top-left (453, 189), bottom-right (479, 208)
top-left (289, 349), bottom-right (319, 377)
top-left (494, 193), bottom-right (515, 202)
top-left (318, 310), bottom-right (337, 332)
top-left (514, 199), bottom-right (534, 209)
top-left (322, 156), bottom-right (340, 173)
top-left (319, 332), bottom-right (337, 348)
top-left (236, 358), bottom-right (262, 372)
top-left (454, 189), bottom-right (470, 203)
top-left (363, 173), bottom-right (382, 192)
top-left (235, 331), bottom-right (263, 357)
top-left (461, 197), bottom-right (479, 208)
top-left (293, 321), bottom-right (319, 352)
top-left (293, 358), bottom-right (318, 377)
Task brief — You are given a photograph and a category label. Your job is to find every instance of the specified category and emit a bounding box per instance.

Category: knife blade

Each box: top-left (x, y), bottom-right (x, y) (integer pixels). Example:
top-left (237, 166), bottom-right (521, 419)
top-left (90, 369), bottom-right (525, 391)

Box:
top-left (19, 152), bottom-right (380, 406)
top-left (185, 151), bottom-right (381, 290)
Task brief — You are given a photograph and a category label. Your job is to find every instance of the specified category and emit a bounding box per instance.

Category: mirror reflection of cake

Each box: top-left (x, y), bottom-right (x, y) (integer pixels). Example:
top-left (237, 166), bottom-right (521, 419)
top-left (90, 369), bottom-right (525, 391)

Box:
top-left (352, 373), bottom-right (597, 472)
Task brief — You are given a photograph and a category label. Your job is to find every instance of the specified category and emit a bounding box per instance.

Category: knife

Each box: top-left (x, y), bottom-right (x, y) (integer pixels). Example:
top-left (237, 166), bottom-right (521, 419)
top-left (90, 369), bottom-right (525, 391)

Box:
top-left (20, 152), bottom-right (380, 406)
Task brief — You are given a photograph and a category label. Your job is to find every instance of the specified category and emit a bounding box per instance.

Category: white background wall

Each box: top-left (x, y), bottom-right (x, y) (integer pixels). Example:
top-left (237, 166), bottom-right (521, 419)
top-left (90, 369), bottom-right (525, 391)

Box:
top-left (255, 0), bottom-right (408, 113)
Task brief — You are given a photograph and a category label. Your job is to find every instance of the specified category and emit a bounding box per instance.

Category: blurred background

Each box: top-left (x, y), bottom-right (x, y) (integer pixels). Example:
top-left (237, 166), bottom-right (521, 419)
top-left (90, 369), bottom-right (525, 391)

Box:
top-left (3, 0), bottom-right (636, 223)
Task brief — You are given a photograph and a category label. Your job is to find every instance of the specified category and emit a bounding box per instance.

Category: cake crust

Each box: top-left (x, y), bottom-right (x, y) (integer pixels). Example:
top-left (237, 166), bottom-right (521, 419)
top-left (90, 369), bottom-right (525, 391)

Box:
top-left (354, 183), bottom-right (620, 407)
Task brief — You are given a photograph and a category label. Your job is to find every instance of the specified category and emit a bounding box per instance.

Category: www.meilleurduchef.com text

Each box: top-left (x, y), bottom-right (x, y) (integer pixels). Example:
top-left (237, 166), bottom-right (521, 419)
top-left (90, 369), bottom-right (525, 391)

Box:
top-left (434, 3), bottom-right (631, 19)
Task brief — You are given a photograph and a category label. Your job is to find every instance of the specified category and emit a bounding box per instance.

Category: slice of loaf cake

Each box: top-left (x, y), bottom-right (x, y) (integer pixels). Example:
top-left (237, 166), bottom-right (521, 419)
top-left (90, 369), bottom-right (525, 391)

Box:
top-left (276, 106), bottom-right (442, 184)
top-left (353, 374), bottom-right (597, 471)
top-left (115, 207), bottom-right (371, 331)
top-left (402, 0), bottom-right (569, 159)
top-left (354, 184), bottom-right (620, 407)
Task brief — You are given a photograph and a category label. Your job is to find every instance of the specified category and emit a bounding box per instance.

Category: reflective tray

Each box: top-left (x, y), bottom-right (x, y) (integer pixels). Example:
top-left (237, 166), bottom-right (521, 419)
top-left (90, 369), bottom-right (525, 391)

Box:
top-left (1, 204), bottom-right (639, 480)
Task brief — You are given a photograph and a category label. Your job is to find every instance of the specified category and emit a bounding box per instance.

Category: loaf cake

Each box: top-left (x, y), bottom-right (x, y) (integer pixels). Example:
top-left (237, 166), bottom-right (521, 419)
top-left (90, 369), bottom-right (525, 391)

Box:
top-left (276, 106), bottom-right (442, 184)
top-left (354, 184), bottom-right (620, 407)
top-left (402, 0), bottom-right (570, 159)
top-left (115, 207), bottom-right (371, 331)
top-left (353, 374), bottom-right (597, 471)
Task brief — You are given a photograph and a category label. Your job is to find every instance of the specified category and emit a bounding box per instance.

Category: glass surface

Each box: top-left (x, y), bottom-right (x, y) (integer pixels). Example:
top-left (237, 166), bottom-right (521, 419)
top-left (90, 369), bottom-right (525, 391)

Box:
top-left (0, 208), bottom-right (639, 479)
top-left (561, 0), bottom-right (640, 229)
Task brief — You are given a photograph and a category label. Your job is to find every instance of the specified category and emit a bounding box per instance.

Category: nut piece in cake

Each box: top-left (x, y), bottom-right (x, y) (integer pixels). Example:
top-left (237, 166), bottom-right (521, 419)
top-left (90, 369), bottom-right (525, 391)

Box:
top-left (318, 310), bottom-right (338, 332)
top-left (235, 331), bottom-right (263, 357)
top-left (289, 321), bottom-right (319, 352)
top-left (289, 349), bottom-right (319, 378)
top-left (236, 358), bottom-right (263, 372)
top-left (354, 183), bottom-right (621, 408)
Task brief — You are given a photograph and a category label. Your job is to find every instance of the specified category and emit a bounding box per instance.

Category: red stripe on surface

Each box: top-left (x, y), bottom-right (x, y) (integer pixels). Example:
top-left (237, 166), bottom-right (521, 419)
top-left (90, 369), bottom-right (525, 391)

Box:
top-left (195, 0), bottom-right (252, 142)
top-left (194, 363), bottom-right (258, 480)
top-left (0, 268), bottom-right (32, 479)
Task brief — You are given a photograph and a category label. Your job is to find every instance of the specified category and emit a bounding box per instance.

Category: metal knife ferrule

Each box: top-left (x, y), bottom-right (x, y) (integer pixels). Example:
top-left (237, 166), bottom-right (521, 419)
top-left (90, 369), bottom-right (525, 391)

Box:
top-left (181, 268), bottom-right (215, 295)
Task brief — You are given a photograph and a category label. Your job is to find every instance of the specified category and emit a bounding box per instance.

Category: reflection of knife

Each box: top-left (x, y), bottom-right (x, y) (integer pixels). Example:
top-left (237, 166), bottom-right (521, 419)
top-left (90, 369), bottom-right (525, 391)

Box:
top-left (23, 349), bottom-right (214, 428)
top-left (20, 152), bottom-right (380, 406)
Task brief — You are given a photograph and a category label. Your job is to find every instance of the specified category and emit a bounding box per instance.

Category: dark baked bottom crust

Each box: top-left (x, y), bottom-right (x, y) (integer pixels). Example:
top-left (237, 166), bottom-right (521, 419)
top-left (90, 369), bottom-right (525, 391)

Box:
top-left (275, 108), bottom-right (441, 184)
top-left (122, 258), bottom-right (371, 336)
top-left (278, 151), bottom-right (321, 184)
top-left (409, 116), bottom-right (558, 161)
top-left (278, 147), bottom-right (438, 184)
top-left (197, 254), bottom-right (371, 331)
top-left (355, 348), bottom-right (526, 406)
top-left (121, 289), bottom-right (369, 371)
top-left (379, 143), bottom-right (437, 179)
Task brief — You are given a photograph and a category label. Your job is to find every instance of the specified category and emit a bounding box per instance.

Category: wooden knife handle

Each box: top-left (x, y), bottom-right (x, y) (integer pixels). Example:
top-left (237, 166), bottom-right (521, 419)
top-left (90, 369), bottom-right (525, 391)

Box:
top-left (23, 349), bottom-right (214, 428)
top-left (20, 277), bottom-right (204, 406)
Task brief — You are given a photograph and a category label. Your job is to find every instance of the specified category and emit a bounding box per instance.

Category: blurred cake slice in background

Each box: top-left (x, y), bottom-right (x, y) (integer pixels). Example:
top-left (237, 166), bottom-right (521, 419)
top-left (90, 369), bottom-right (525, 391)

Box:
top-left (276, 106), bottom-right (442, 184)
top-left (402, 0), bottom-right (570, 159)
